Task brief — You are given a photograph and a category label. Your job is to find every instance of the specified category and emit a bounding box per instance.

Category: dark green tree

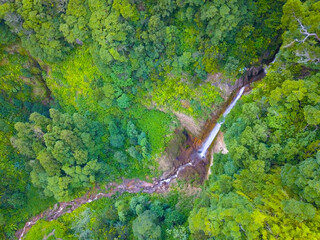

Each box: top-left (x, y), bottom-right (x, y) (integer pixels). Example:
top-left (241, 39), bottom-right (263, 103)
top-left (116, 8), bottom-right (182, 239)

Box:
top-left (12, 109), bottom-right (106, 201)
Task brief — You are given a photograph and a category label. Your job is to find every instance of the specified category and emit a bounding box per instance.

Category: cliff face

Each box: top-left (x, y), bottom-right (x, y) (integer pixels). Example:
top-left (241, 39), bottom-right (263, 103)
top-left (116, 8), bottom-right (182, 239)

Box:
top-left (232, 66), bottom-right (266, 90)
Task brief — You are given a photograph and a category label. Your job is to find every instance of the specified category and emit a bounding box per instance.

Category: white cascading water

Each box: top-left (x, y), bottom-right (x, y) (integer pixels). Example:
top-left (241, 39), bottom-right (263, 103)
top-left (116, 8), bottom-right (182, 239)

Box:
top-left (198, 87), bottom-right (245, 158)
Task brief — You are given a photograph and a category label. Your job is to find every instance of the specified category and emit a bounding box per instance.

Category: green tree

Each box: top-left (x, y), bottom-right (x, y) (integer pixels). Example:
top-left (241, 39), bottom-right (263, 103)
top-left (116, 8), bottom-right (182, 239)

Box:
top-left (117, 94), bottom-right (130, 109)
top-left (132, 210), bottom-right (161, 240)
top-left (72, 208), bottom-right (94, 240)
top-left (281, 152), bottom-right (320, 206)
top-left (282, 199), bottom-right (316, 222)
top-left (12, 109), bottom-right (105, 201)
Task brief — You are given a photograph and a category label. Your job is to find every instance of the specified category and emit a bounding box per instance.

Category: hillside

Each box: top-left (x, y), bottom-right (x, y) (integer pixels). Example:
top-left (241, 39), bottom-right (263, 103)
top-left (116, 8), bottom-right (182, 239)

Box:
top-left (0, 0), bottom-right (319, 239)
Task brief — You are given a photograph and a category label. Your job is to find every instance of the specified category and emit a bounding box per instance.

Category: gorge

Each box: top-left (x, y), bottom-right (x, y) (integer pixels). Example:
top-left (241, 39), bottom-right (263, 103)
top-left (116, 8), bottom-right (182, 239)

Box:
top-left (16, 66), bottom-right (266, 240)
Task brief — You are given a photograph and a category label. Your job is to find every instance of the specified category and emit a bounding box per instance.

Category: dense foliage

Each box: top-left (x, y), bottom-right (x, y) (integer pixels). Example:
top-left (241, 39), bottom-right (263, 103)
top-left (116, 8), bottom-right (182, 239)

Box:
top-left (25, 192), bottom-right (193, 240)
top-left (0, 25), bottom-right (56, 237)
top-left (12, 109), bottom-right (107, 201)
top-left (188, 0), bottom-right (320, 239)
top-left (0, 0), bottom-right (319, 239)
top-left (1, 0), bottom-right (283, 75)
top-left (0, 0), bottom-right (286, 121)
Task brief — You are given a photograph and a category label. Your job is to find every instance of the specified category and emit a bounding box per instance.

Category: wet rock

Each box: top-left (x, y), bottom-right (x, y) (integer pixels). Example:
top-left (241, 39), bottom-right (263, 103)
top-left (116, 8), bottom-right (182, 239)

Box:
top-left (75, 39), bottom-right (83, 45)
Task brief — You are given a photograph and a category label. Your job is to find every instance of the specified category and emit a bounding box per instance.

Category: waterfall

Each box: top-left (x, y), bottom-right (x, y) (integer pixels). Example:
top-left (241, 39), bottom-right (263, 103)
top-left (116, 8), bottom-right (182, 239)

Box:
top-left (198, 87), bottom-right (245, 158)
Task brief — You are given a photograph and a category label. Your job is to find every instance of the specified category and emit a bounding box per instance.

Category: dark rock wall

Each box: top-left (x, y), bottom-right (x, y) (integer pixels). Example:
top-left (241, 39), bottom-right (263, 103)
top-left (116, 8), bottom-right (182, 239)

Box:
top-left (232, 66), bottom-right (266, 90)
